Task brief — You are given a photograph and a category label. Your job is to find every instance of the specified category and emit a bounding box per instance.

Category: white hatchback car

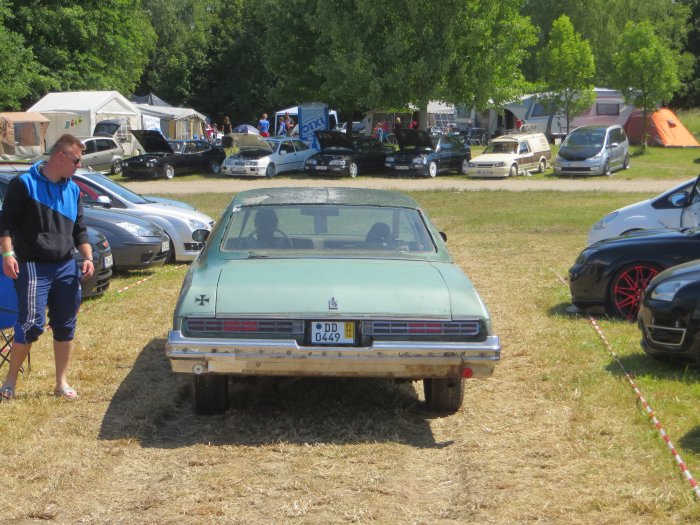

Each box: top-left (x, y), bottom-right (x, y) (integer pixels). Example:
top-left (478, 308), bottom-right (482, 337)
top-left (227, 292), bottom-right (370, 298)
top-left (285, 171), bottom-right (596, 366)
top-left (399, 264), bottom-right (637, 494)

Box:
top-left (222, 135), bottom-right (316, 177)
top-left (71, 170), bottom-right (215, 262)
top-left (587, 176), bottom-right (699, 245)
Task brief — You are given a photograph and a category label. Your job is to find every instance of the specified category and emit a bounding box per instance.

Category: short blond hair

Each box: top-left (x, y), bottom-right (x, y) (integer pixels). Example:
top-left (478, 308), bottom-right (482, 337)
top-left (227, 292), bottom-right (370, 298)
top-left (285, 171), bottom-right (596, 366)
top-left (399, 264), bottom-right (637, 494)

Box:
top-left (51, 134), bottom-right (84, 155)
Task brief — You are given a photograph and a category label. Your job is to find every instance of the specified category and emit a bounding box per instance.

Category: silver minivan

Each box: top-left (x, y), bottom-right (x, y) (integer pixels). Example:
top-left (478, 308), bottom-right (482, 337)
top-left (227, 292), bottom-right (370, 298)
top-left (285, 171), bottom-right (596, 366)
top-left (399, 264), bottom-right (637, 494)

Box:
top-left (553, 125), bottom-right (629, 176)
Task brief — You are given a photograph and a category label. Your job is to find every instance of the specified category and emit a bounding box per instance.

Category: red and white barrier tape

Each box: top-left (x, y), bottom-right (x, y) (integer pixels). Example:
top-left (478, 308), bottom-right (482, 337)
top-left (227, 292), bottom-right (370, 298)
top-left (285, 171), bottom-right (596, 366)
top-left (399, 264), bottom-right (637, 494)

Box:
top-left (555, 272), bottom-right (700, 500)
top-left (79, 264), bottom-right (185, 314)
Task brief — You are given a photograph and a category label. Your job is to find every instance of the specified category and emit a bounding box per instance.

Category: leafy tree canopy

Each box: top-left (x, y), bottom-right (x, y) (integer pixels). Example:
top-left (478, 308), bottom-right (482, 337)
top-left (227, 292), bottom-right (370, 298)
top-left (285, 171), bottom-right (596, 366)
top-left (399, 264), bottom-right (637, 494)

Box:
top-left (537, 15), bottom-right (596, 134)
top-left (5, 0), bottom-right (155, 103)
top-left (0, 1), bottom-right (47, 109)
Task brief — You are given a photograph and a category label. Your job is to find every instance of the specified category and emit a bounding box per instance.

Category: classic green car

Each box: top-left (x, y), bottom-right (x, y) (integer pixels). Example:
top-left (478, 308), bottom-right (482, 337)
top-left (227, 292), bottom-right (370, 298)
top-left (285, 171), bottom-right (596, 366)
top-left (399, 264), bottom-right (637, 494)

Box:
top-left (166, 187), bottom-right (500, 414)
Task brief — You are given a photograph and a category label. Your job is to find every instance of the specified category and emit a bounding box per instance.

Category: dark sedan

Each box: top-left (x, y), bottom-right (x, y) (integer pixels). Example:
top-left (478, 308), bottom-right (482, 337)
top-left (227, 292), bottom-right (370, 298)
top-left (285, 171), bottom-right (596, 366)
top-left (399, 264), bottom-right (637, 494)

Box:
top-left (638, 260), bottom-right (700, 364)
top-left (384, 129), bottom-right (471, 177)
top-left (77, 227), bottom-right (113, 298)
top-left (81, 206), bottom-right (170, 271)
top-left (304, 131), bottom-right (392, 177)
top-left (122, 130), bottom-right (226, 179)
top-left (569, 228), bottom-right (700, 320)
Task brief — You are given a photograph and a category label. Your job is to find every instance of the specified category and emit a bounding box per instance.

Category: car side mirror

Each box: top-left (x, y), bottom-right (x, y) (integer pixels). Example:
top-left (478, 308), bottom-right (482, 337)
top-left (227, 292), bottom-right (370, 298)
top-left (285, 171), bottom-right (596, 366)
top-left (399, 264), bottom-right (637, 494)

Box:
top-left (192, 229), bottom-right (210, 243)
top-left (670, 192), bottom-right (689, 207)
top-left (96, 195), bottom-right (112, 207)
top-left (439, 231), bottom-right (447, 242)
top-left (279, 150), bottom-right (286, 156)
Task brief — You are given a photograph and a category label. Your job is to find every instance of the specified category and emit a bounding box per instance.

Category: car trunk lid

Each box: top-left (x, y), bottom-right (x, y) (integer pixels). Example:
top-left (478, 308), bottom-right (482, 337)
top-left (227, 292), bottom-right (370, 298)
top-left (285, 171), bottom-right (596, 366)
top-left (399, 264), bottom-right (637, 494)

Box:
top-left (215, 258), bottom-right (452, 317)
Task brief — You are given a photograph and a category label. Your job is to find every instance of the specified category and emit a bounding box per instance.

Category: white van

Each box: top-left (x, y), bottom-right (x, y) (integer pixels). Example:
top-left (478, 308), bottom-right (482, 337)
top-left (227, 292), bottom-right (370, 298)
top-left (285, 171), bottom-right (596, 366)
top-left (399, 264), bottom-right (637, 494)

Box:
top-left (467, 132), bottom-right (551, 178)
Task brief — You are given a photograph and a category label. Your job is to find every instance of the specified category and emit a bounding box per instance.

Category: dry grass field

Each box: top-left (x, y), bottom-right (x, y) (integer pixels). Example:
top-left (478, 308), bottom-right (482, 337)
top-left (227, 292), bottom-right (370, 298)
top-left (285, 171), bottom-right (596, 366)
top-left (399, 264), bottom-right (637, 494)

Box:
top-left (1, 189), bottom-right (699, 524)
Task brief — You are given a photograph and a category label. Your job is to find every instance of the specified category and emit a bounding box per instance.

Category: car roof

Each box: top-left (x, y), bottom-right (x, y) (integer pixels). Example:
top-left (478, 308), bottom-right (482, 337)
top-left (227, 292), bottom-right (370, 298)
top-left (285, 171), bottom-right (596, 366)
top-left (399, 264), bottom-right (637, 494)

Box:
top-left (232, 187), bottom-right (420, 209)
top-left (571, 125), bottom-right (621, 133)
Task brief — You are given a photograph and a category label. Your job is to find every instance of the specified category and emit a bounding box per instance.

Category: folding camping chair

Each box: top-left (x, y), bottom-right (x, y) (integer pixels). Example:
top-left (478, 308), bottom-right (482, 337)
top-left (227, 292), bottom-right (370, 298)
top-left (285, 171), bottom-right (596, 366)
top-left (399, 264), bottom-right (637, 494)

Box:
top-left (0, 272), bottom-right (29, 373)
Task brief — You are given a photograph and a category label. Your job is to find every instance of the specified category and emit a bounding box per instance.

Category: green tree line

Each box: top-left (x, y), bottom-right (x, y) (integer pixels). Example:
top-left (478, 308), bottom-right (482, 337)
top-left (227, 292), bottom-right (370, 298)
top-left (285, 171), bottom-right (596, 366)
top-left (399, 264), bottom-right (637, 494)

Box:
top-left (0, 0), bottom-right (696, 124)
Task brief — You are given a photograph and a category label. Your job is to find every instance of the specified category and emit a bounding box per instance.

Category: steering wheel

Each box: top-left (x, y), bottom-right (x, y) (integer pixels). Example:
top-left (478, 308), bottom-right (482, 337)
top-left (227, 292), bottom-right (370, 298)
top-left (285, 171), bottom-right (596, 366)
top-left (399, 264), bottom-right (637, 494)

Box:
top-left (247, 229), bottom-right (293, 248)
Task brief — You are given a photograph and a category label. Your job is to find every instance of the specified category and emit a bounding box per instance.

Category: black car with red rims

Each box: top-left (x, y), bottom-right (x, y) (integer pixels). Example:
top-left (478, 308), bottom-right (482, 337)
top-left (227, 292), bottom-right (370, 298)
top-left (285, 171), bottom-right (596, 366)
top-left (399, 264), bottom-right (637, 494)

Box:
top-left (569, 228), bottom-right (700, 320)
top-left (638, 260), bottom-right (700, 363)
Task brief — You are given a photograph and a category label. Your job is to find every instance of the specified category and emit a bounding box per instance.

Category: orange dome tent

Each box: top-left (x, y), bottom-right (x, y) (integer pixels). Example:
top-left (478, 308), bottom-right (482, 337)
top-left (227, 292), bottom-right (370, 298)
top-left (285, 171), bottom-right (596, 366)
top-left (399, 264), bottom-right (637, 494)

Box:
top-left (624, 108), bottom-right (700, 147)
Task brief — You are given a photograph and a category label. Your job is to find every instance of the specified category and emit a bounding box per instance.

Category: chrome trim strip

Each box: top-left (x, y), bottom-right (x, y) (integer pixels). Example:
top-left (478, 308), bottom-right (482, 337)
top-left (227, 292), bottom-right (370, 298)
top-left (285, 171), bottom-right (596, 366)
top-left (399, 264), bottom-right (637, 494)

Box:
top-left (166, 330), bottom-right (500, 359)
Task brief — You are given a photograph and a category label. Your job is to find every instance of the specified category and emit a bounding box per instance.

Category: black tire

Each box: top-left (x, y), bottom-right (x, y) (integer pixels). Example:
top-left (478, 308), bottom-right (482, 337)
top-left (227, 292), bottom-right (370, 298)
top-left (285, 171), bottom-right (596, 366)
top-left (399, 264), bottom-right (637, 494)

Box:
top-left (111, 159), bottom-right (122, 175)
top-left (163, 164), bottom-right (175, 179)
top-left (348, 162), bottom-right (358, 178)
top-left (424, 377), bottom-right (464, 413)
top-left (460, 158), bottom-right (469, 175)
top-left (509, 164), bottom-right (518, 177)
top-left (603, 160), bottom-right (611, 177)
top-left (623, 154), bottom-right (630, 170)
top-left (192, 375), bottom-right (229, 415)
top-left (209, 160), bottom-right (222, 174)
top-left (427, 161), bottom-right (438, 178)
top-left (165, 234), bottom-right (176, 263)
top-left (538, 158), bottom-right (546, 173)
top-left (266, 163), bottom-right (276, 178)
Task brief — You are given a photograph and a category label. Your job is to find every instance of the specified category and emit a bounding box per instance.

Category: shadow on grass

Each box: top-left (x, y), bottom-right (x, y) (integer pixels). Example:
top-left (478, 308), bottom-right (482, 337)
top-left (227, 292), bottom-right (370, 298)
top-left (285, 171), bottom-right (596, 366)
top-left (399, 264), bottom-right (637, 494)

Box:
top-left (605, 352), bottom-right (700, 383)
top-left (98, 338), bottom-right (445, 449)
top-left (679, 426), bottom-right (700, 454)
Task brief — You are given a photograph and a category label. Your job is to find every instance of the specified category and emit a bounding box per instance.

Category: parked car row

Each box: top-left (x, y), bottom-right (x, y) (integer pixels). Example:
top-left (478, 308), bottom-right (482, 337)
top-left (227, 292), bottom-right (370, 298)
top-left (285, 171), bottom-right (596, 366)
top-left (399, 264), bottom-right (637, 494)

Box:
top-left (569, 173), bottom-right (700, 365)
top-left (221, 129), bottom-right (471, 179)
top-left (0, 165), bottom-right (215, 300)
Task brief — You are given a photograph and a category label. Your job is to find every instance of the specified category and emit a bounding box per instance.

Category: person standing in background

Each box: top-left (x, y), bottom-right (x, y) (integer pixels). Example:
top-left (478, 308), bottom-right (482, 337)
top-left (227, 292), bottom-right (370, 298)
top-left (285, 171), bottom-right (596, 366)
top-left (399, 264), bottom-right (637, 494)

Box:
top-left (277, 116), bottom-right (287, 136)
top-left (222, 116), bottom-right (233, 135)
top-left (0, 134), bottom-right (94, 401)
top-left (285, 112), bottom-right (295, 136)
top-left (258, 113), bottom-right (270, 137)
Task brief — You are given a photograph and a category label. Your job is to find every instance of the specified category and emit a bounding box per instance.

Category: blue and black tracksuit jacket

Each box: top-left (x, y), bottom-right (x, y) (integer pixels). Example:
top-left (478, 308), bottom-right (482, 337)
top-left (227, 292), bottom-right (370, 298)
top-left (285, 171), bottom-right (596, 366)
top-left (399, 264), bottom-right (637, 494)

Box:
top-left (0, 162), bottom-right (89, 262)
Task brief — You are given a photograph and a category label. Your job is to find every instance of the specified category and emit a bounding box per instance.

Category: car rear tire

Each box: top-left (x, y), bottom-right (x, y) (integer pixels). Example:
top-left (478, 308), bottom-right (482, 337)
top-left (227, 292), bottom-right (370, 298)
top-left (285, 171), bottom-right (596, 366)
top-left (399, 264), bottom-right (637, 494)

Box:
top-left (163, 164), bottom-right (175, 179)
top-left (424, 378), bottom-right (464, 413)
top-left (192, 375), bottom-right (229, 415)
top-left (348, 162), bottom-right (358, 178)
top-left (623, 154), bottom-right (630, 170)
top-left (427, 161), bottom-right (438, 178)
top-left (607, 263), bottom-right (662, 320)
top-left (509, 164), bottom-right (518, 177)
top-left (603, 160), bottom-right (611, 177)
top-left (460, 158), bottom-right (469, 174)
top-left (111, 159), bottom-right (122, 175)
top-left (538, 158), bottom-right (546, 173)
top-left (209, 160), bottom-right (221, 174)
top-left (266, 163), bottom-right (276, 177)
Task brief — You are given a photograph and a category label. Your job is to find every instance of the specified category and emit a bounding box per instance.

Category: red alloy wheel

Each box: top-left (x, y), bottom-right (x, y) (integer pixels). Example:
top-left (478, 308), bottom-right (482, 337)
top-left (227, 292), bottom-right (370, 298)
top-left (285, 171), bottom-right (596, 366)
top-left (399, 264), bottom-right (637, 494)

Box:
top-left (610, 264), bottom-right (661, 320)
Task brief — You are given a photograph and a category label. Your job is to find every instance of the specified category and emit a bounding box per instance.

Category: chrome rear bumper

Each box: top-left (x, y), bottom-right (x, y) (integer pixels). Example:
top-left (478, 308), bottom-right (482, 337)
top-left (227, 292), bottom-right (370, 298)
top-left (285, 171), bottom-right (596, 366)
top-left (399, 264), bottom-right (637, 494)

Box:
top-left (166, 330), bottom-right (501, 378)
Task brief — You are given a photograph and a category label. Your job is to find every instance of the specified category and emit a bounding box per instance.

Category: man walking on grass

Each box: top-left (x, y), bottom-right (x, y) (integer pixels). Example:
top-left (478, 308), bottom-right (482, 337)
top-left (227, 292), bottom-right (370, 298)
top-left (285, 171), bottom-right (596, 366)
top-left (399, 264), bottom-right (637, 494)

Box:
top-left (0, 133), bottom-right (94, 401)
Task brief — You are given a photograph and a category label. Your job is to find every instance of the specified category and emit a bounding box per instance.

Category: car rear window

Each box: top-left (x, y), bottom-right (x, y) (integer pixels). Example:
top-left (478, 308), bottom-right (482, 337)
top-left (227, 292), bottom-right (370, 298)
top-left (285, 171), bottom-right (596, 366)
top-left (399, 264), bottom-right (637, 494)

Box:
top-left (221, 205), bottom-right (436, 255)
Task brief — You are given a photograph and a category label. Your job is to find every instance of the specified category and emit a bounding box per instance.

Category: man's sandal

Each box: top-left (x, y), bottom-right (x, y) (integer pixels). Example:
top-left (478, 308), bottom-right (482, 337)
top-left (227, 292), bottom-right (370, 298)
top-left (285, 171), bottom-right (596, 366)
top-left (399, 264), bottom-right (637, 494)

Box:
top-left (0, 385), bottom-right (14, 401)
top-left (54, 386), bottom-right (79, 400)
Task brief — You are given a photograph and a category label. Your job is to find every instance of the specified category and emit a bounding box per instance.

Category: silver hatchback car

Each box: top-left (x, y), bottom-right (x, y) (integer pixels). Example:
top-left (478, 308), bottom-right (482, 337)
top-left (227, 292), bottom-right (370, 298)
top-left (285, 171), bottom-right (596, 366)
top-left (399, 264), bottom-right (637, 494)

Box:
top-left (553, 124), bottom-right (629, 176)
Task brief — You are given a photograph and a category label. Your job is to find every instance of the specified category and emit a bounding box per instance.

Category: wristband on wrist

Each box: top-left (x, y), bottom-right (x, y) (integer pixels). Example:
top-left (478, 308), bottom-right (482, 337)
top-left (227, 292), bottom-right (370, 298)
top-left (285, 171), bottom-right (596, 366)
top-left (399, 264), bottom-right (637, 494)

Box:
top-left (2, 251), bottom-right (14, 258)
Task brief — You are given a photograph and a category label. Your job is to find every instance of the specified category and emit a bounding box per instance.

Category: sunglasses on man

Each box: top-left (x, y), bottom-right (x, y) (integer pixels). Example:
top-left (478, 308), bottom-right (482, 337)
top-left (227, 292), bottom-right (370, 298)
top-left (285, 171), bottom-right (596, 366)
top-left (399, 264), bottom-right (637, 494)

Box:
top-left (61, 151), bottom-right (82, 166)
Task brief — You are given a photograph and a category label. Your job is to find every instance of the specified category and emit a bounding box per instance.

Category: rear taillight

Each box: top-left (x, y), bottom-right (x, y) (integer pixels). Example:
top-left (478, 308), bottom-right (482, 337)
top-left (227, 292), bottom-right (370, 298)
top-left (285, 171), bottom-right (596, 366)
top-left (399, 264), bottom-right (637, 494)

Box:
top-left (363, 320), bottom-right (480, 336)
top-left (185, 318), bottom-right (304, 335)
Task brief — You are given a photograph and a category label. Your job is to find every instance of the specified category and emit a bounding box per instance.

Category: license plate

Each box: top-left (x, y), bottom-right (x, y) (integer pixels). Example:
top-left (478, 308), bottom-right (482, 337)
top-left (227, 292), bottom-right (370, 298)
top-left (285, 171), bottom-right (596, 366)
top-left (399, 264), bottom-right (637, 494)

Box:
top-left (161, 240), bottom-right (170, 252)
top-left (395, 166), bottom-right (409, 170)
top-left (315, 165), bottom-right (328, 170)
top-left (311, 321), bottom-right (354, 344)
top-left (477, 169), bottom-right (491, 175)
top-left (103, 254), bottom-right (113, 268)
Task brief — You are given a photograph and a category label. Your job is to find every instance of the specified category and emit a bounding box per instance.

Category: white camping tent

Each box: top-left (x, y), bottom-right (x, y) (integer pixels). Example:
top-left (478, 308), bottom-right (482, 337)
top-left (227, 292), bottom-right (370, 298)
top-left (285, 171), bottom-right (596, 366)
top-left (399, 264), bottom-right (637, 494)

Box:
top-left (135, 104), bottom-right (207, 140)
top-left (29, 91), bottom-right (141, 153)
